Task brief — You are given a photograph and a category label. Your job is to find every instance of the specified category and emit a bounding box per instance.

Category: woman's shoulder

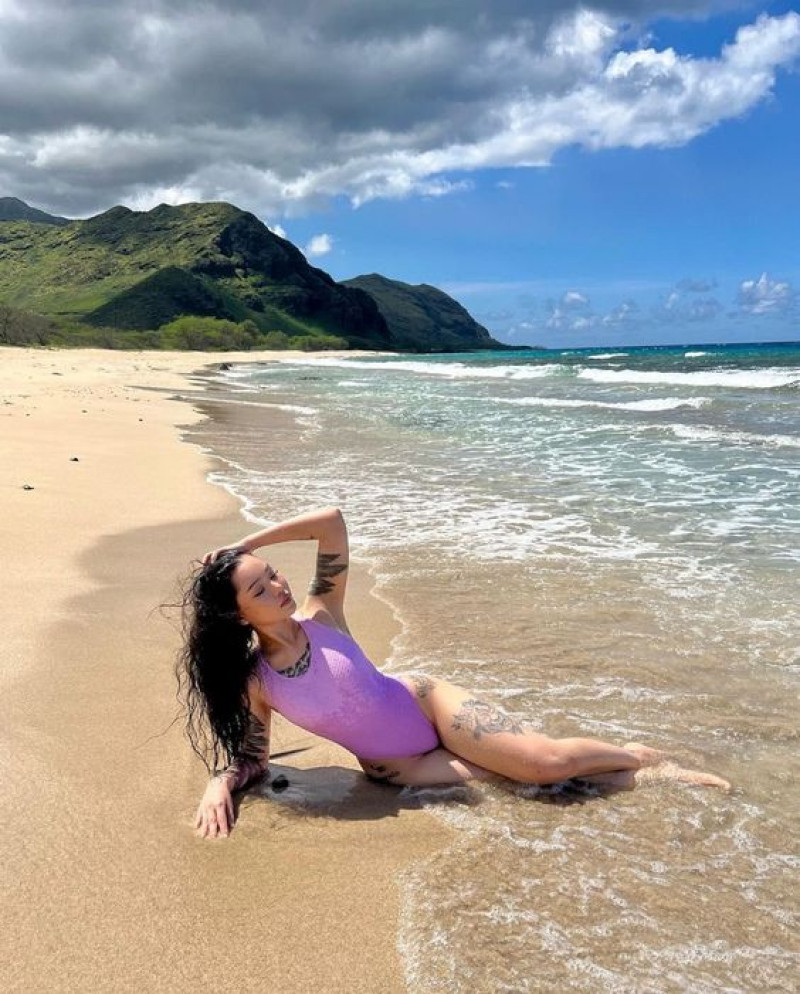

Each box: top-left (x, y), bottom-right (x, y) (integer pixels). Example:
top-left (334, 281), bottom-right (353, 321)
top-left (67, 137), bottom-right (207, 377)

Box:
top-left (294, 605), bottom-right (352, 638)
top-left (297, 588), bottom-right (349, 634)
top-left (246, 666), bottom-right (273, 714)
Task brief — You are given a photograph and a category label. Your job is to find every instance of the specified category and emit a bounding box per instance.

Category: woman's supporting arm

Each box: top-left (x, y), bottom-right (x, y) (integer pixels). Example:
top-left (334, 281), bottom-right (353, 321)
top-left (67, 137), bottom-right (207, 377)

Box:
top-left (195, 707), bottom-right (271, 839)
top-left (214, 708), bottom-right (272, 791)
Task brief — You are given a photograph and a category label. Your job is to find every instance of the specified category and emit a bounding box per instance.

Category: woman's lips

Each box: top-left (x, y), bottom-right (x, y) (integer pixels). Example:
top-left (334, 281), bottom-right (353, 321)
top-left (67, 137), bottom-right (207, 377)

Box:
top-left (282, 593), bottom-right (292, 606)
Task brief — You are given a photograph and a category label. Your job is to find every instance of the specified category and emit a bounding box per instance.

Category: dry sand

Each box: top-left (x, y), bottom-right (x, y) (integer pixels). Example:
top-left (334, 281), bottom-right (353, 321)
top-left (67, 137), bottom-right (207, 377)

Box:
top-left (1, 347), bottom-right (453, 993)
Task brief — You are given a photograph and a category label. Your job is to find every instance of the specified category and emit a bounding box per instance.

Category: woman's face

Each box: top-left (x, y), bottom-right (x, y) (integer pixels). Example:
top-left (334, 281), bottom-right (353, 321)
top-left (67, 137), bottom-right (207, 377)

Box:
top-left (232, 554), bottom-right (296, 628)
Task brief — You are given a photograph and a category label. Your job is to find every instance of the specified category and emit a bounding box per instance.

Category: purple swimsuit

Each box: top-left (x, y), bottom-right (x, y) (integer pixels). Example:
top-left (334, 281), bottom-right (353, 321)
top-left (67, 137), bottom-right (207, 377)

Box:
top-left (260, 615), bottom-right (440, 760)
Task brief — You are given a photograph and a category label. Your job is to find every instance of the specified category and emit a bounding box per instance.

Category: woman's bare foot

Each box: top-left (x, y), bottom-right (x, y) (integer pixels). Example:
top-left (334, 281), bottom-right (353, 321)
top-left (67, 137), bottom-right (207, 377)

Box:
top-left (635, 761), bottom-right (731, 790)
top-left (624, 742), bottom-right (670, 767)
top-left (624, 742), bottom-right (731, 791)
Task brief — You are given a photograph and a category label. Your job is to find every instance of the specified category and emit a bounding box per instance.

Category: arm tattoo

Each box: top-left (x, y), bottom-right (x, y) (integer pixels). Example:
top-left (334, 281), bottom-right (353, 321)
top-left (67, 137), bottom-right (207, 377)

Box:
top-left (219, 714), bottom-right (270, 789)
top-left (451, 699), bottom-right (525, 740)
top-left (308, 552), bottom-right (348, 595)
top-left (409, 675), bottom-right (435, 699)
top-left (241, 712), bottom-right (270, 764)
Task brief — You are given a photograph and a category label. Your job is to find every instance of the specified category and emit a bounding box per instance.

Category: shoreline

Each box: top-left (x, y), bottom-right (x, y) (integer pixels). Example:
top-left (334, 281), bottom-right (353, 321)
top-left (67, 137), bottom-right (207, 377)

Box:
top-left (1, 346), bottom-right (452, 993)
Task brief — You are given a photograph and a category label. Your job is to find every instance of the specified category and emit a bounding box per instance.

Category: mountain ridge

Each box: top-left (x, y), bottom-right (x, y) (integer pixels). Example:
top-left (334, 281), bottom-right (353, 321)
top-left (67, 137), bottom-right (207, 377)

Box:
top-left (0, 198), bottom-right (509, 352)
top-left (0, 196), bottom-right (69, 226)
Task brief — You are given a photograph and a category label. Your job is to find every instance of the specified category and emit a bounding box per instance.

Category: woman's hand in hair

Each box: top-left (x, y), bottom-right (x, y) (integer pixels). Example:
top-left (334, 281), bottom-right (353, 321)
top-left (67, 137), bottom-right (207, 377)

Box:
top-left (194, 777), bottom-right (235, 838)
top-left (202, 543), bottom-right (248, 566)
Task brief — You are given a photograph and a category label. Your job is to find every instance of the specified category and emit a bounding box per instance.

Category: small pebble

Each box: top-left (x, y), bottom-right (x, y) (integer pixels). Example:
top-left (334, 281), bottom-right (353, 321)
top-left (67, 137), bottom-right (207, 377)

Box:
top-left (70, 457), bottom-right (79, 462)
top-left (22, 484), bottom-right (34, 491)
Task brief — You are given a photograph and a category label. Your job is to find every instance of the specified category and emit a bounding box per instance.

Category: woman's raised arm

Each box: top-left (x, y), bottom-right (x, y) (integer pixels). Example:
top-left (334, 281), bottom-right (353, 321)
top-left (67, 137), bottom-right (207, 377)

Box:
top-left (203, 506), bottom-right (350, 625)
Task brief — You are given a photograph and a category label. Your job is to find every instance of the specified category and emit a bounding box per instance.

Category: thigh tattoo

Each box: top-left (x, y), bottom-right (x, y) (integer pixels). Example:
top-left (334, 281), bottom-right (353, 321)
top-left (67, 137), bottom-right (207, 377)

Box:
top-left (408, 675), bottom-right (435, 699)
top-left (451, 698), bottom-right (526, 739)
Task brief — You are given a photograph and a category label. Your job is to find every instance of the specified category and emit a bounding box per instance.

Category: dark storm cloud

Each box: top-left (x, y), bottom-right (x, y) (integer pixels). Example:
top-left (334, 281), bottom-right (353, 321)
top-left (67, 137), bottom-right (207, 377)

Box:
top-left (0, 0), bottom-right (797, 216)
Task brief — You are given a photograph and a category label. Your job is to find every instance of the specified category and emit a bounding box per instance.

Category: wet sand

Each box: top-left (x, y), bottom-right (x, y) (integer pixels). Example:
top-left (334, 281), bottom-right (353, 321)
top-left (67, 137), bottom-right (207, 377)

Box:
top-left (1, 347), bottom-right (452, 993)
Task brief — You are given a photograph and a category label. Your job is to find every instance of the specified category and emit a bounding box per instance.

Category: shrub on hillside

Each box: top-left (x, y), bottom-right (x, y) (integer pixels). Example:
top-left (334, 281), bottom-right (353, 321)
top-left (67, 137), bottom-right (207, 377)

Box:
top-left (158, 315), bottom-right (260, 351)
top-left (0, 303), bottom-right (59, 345)
top-left (288, 333), bottom-right (349, 351)
top-left (261, 330), bottom-right (291, 349)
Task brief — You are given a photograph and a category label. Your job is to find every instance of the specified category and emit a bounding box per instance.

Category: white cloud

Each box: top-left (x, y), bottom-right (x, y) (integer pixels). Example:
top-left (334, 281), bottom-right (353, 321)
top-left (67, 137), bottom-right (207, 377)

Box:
top-left (546, 290), bottom-right (596, 330)
top-left (0, 4), bottom-right (797, 215)
top-left (602, 299), bottom-right (640, 326)
top-left (737, 272), bottom-right (796, 315)
top-left (655, 279), bottom-right (723, 322)
top-left (562, 290), bottom-right (590, 308)
top-left (268, 223), bottom-right (287, 239)
top-left (304, 233), bottom-right (333, 258)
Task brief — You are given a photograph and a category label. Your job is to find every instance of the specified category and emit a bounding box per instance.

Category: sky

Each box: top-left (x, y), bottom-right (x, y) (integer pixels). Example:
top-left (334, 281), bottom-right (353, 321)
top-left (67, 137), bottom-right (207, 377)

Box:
top-left (1, 1), bottom-right (798, 347)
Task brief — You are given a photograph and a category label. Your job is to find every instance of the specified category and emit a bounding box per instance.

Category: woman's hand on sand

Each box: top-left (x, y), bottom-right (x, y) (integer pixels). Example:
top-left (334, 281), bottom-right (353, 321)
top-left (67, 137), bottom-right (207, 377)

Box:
top-left (195, 777), bottom-right (235, 838)
top-left (202, 543), bottom-right (247, 566)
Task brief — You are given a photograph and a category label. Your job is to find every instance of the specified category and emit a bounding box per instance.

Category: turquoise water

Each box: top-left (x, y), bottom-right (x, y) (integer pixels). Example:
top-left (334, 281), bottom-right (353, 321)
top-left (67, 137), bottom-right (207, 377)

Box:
top-left (193, 341), bottom-right (800, 993)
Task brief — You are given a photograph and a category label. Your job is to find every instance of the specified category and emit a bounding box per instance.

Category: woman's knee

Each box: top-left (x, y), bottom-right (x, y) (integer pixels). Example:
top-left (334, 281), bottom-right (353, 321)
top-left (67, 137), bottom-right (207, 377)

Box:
top-left (358, 757), bottom-right (406, 784)
top-left (359, 748), bottom-right (492, 788)
top-left (497, 740), bottom-right (577, 784)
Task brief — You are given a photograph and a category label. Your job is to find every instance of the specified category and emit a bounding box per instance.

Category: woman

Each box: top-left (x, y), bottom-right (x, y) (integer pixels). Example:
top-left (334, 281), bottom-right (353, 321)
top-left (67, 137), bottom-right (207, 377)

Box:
top-left (178, 507), bottom-right (729, 839)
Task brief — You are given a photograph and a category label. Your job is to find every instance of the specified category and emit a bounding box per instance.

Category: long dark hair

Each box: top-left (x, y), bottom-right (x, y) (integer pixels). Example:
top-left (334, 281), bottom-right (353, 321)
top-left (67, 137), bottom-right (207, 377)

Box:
top-left (175, 549), bottom-right (259, 775)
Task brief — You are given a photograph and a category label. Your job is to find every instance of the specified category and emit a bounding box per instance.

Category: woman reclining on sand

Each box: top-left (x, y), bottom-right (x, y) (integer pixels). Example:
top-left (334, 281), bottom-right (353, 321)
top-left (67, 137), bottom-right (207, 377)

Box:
top-left (178, 507), bottom-right (729, 839)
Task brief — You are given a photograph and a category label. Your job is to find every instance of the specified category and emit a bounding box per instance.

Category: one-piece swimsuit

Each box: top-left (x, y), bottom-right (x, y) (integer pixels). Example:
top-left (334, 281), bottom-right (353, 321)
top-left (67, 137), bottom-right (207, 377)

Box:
top-left (260, 615), bottom-right (440, 760)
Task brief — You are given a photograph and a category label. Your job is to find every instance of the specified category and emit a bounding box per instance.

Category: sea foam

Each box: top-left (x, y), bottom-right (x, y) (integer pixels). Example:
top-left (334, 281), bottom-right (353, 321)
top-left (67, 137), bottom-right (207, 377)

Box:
top-left (285, 356), bottom-right (564, 379)
top-left (579, 367), bottom-right (800, 389)
top-left (498, 396), bottom-right (710, 412)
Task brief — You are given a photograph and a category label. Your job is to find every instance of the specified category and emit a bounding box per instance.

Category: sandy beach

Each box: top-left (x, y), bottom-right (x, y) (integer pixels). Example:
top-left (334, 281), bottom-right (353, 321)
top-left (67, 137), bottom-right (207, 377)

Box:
top-left (175, 346), bottom-right (800, 992)
top-left (1, 346), bottom-right (453, 994)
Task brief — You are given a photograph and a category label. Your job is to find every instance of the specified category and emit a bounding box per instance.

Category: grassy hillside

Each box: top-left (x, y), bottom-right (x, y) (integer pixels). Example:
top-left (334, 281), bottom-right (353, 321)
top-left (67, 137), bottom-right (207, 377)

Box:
top-left (0, 201), bottom-right (392, 349)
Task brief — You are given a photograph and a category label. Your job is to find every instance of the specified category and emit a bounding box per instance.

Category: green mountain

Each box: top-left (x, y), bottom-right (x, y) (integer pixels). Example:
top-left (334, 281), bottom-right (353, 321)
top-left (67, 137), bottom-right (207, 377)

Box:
top-left (0, 201), bottom-right (391, 349)
top-left (0, 197), bottom-right (69, 226)
top-left (342, 273), bottom-right (508, 353)
top-left (0, 199), bottom-right (514, 352)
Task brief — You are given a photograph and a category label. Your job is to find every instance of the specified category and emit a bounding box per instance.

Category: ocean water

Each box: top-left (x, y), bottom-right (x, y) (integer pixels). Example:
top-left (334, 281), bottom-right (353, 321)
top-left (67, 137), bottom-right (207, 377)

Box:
top-left (188, 342), bottom-right (800, 993)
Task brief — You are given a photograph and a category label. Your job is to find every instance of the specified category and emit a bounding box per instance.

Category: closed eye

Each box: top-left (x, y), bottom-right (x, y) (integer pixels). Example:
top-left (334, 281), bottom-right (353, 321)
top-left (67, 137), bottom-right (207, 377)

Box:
top-left (256, 566), bottom-right (277, 596)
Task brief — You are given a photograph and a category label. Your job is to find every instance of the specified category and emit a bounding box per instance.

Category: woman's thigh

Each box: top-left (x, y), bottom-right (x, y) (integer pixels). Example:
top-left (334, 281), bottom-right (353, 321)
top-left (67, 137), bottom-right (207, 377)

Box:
top-left (398, 675), bottom-right (556, 781)
top-left (357, 747), bottom-right (494, 787)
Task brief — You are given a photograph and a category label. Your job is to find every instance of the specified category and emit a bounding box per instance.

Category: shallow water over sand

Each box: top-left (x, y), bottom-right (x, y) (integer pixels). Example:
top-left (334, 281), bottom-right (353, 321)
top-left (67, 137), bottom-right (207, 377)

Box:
top-left (187, 344), bottom-right (800, 992)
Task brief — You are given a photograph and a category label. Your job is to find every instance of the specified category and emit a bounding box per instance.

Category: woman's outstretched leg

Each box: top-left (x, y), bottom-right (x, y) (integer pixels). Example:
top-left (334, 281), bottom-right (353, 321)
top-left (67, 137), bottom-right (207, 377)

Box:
top-left (399, 676), bottom-right (639, 783)
top-left (399, 677), bottom-right (729, 790)
top-left (360, 742), bottom-right (729, 792)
